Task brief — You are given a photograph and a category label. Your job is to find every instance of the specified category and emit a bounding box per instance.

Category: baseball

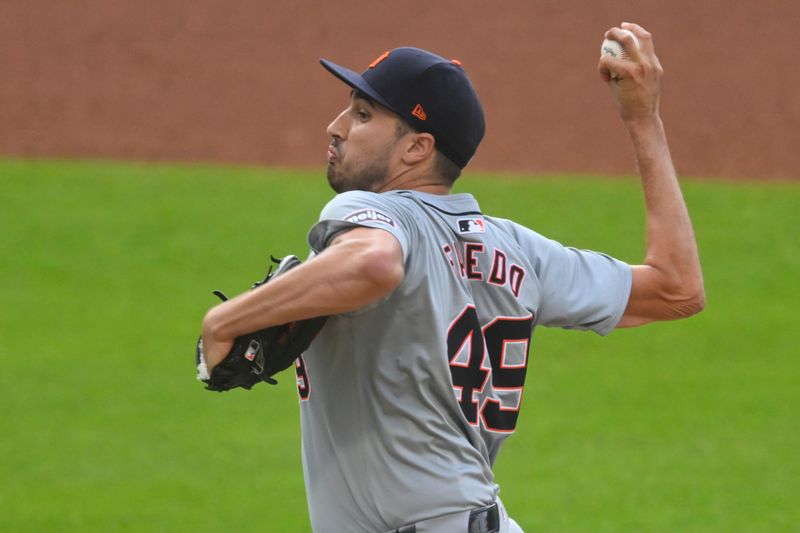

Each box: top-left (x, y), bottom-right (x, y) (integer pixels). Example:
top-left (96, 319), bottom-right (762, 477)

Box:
top-left (600, 29), bottom-right (640, 60)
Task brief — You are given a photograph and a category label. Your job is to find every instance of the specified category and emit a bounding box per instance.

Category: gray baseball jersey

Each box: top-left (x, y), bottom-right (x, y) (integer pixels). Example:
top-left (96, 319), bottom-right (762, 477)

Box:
top-left (296, 190), bottom-right (632, 532)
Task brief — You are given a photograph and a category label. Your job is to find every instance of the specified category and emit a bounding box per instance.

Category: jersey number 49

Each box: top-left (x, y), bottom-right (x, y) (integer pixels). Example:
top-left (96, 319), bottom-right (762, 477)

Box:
top-left (447, 306), bottom-right (534, 433)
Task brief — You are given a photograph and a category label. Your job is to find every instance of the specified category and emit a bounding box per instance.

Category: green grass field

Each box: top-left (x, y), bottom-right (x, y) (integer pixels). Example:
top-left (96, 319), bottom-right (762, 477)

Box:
top-left (1, 159), bottom-right (797, 532)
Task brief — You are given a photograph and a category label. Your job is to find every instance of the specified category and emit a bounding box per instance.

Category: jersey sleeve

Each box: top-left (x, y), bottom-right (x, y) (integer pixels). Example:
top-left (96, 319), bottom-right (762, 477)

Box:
top-left (307, 191), bottom-right (411, 258)
top-left (516, 224), bottom-right (632, 335)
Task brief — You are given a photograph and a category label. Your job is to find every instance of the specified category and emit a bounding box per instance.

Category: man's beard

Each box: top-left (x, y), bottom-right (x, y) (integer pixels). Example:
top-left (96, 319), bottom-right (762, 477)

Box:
top-left (326, 144), bottom-right (393, 194)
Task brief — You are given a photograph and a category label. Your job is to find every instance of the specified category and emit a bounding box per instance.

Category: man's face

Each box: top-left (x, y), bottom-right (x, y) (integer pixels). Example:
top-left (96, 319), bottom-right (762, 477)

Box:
top-left (326, 93), bottom-right (405, 193)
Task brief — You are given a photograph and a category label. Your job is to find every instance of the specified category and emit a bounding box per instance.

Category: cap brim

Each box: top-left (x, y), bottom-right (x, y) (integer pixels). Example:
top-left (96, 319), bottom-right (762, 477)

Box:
top-left (320, 58), bottom-right (393, 111)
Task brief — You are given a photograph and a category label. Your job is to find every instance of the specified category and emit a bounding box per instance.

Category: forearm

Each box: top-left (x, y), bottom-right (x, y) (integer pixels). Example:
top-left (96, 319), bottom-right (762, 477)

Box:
top-left (621, 116), bottom-right (705, 324)
top-left (203, 229), bottom-right (404, 342)
top-left (629, 116), bottom-right (699, 277)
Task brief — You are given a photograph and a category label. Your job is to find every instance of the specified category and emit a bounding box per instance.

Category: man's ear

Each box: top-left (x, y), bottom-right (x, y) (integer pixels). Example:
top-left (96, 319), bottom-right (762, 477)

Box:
top-left (401, 133), bottom-right (436, 165)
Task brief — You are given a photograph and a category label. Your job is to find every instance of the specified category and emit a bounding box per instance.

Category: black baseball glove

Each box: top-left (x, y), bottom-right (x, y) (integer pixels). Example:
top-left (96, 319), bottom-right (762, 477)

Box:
top-left (196, 255), bottom-right (328, 392)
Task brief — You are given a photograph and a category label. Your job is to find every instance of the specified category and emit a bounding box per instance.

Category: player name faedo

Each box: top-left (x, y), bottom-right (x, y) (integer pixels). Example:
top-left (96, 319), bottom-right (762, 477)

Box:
top-left (442, 241), bottom-right (526, 298)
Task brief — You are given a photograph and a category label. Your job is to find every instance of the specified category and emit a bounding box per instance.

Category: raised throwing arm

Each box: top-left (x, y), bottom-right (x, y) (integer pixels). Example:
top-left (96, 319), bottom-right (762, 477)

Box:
top-left (598, 23), bottom-right (705, 327)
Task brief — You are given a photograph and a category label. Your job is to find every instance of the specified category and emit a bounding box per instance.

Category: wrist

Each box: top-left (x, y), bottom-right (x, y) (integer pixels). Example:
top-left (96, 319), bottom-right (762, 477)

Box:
top-left (623, 113), bottom-right (663, 134)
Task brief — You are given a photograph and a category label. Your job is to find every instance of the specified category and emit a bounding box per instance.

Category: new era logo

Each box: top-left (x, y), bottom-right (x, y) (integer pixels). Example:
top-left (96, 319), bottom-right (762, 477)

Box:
top-left (411, 104), bottom-right (427, 121)
top-left (458, 218), bottom-right (485, 234)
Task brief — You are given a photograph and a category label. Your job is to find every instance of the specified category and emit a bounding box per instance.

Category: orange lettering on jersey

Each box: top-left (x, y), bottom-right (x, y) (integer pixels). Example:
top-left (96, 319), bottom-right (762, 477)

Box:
top-left (411, 104), bottom-right (427, 121)
top-left (369, 51), bottom-right (390, 68)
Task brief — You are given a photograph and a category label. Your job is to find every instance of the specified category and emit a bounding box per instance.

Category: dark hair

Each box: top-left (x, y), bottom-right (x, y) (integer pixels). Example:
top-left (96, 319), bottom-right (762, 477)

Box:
top-left (433, 149), bottom-right (462, 184)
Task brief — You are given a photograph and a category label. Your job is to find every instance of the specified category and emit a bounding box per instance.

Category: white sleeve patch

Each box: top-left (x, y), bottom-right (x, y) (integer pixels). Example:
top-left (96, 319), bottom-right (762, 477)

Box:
top-left (342, 208), bottom-right (396, 228)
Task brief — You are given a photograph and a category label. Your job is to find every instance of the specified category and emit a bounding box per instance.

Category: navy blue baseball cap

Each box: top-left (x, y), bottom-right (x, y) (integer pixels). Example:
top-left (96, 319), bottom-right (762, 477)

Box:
top-left (320, 47), bottom-right (485, 169)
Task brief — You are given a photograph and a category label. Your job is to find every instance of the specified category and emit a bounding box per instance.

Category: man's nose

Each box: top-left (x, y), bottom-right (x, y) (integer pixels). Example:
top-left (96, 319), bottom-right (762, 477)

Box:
top-left (326, 108), bottom-right (349, 140)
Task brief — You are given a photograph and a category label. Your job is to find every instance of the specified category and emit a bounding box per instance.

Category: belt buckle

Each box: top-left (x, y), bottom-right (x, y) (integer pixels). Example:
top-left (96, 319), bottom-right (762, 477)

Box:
top-left (468, 502), bottom-right (499, 533)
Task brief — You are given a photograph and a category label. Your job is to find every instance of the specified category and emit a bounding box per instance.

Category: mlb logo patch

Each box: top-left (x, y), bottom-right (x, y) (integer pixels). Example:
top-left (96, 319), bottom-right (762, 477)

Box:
top-left (244, 339), bottom-right (260, 361)
top-left (458, 218), bottom-right (486, 234)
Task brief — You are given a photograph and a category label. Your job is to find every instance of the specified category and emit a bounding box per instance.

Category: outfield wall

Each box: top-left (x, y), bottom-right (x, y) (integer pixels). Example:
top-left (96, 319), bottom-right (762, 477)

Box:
top-left (1, 1), bottom-right (798, 180)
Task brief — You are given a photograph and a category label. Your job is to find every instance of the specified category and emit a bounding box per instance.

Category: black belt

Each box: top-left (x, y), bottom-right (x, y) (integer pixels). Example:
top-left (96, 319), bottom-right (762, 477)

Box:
top-left (394, 503), bottom-right (500, 533)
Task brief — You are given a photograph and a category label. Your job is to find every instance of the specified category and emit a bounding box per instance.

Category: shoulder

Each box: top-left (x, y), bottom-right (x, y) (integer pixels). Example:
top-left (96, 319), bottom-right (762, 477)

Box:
top-left (310, 192), bottom-right (415, 255)
top-left (321, 191), bottom-right (410, 218)
top-left (320, 190), bottom-right (377, 214)
top-left (484, 215), bottom-right (590, 273)
top-left (485, 215), bottom-right (549, 246)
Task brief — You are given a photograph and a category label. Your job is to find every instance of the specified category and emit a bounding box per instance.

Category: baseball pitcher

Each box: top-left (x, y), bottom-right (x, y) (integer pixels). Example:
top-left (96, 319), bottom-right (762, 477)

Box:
top-left (198, 23), bottom-right (704, 533)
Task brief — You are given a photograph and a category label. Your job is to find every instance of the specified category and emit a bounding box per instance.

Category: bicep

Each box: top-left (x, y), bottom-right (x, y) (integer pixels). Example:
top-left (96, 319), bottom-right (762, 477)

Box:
top-left (326, 226), bottom-right (405, 289)
top-left (328, 226), bottom-right (403, 262)
top-left (534, 244), bottom-right (631, 335)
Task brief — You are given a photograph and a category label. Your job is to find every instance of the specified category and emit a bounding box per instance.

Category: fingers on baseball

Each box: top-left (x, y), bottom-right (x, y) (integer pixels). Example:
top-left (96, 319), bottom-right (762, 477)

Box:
top-left (599, 23), bottom-right (659, 83)
top-left (620, 22), bottom-right (655, 53)
top-left (603, 28), bottom-right (642, 63)
top-left (598, 56), bottom-right (631, 82)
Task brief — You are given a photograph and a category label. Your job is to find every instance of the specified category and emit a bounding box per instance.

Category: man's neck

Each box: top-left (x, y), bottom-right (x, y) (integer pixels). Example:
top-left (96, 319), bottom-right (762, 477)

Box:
top-left (376, 166), bottom-right (451, 195)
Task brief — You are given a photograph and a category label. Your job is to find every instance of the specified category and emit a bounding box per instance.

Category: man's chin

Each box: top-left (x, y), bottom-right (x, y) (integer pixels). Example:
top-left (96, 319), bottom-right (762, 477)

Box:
top-left (326, 166), bottom-right (347, 193)
top-left (326, 165), bottom-right (386, 194)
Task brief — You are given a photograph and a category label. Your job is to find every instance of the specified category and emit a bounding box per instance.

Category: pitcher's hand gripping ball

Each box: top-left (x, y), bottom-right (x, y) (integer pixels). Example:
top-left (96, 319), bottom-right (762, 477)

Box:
top-left (601, 28), bottom-right (640, 60)
top-left (195, 255), bottom-right (328, 392)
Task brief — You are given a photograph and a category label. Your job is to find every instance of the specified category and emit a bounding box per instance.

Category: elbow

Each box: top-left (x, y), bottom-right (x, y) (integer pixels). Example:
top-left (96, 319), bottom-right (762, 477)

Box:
top-left (692, 285), bottom-right (706, 315)
top-left (682, 269), bottom-right (706, 317)
top-left (623, 267), bottom-right (705, 326)
top-left (202, 304), bottom-right (228, 342)
top-left (658, 260), bottom-right (706, 319)
top-left (679, 289), bottom-right (706, 318)
top-left (688, 283), bottom-right (706, 316)
top-left (669, 279), bottom-right (706, 319)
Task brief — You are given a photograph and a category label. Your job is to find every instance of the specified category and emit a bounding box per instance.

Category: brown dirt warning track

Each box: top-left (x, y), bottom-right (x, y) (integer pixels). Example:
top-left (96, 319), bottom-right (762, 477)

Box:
top-left (2, 1), bottom-right (798, 180)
